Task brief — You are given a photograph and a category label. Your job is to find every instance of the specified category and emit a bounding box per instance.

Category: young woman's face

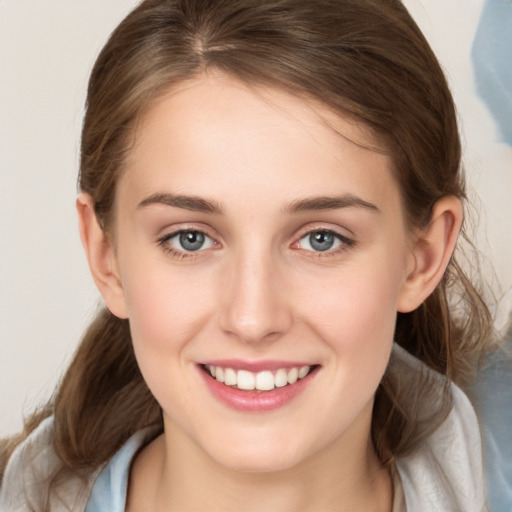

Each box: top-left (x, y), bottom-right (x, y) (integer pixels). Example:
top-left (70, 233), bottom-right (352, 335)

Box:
top-left (110, 75), bottom-right (415, 472)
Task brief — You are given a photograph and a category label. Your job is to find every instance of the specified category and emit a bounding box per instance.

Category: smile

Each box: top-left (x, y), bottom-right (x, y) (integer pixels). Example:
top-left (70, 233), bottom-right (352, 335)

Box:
top-left (199, 362), bottom-right (319, 412)
top-left (204, 364), bottom-right (312, 391)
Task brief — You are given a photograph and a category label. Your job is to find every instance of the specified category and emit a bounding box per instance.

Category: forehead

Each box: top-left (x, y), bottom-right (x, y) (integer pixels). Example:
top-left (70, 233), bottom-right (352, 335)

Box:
top-left (118, 74), bottom-right (402, 217)
top-left (133, 73), bottom-right (388, 157)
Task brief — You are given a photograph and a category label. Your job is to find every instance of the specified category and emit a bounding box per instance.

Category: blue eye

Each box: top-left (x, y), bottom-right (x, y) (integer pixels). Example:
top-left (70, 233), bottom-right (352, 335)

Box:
top-left (165, 230), bottom-right (214, 252)
top-left (298, 230), bottom-right (351, 252)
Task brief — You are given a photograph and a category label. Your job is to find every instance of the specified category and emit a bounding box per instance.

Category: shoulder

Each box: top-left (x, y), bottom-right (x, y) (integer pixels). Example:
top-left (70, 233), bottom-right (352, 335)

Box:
top-left (0, 416), bottom-right (98, 512)
top-left (392, 345), bottom-right (486, 512)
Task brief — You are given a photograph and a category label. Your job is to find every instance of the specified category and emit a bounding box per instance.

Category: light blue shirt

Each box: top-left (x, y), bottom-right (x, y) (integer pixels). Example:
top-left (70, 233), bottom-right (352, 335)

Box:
top-left (85, 429), bottom-right (155, 512)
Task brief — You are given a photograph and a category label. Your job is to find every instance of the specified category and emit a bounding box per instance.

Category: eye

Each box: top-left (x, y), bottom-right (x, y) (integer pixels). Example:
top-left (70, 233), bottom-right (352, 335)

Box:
top-left (297, 230), bottom-right (353, 253)
top-left (161, 230), bottom-right (215, 252)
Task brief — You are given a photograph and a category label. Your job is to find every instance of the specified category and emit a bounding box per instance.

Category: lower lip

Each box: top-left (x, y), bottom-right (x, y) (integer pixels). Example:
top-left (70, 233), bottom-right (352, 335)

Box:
top-left (198, 366), bottom-right (317, 412)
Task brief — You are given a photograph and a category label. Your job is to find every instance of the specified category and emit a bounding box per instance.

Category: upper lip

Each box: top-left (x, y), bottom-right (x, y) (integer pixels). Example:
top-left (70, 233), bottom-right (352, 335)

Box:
top-left (198, 359), bottom-right (317, 372)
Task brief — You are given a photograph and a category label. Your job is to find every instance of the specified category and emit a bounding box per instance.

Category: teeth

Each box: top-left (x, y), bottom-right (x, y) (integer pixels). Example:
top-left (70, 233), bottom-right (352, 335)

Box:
top-left (287, 367), bottom-right (298, 384)
top-left (256, 371), bottom-right (275, 391)
top-left (224, 368), bottom-right (237, 386)
top-left (275, 368), bottom-right (288, 388)
top-left (206, 364), bottom-right (312, 391)
top-left (215, 367), bottom-right (225, 383)
top-left (237, 370), bottom-right (255, 390)
top-left (298, 366), bottom-right (310, 379)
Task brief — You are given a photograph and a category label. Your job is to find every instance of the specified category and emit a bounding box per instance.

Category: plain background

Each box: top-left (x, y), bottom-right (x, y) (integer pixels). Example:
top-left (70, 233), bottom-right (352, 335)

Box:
top-left (1, 0), bottom-right (511, 437)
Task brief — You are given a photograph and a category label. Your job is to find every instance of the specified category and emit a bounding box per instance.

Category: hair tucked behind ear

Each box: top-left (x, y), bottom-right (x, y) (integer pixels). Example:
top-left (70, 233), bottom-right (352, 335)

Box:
top-left (374, 253), bottom-right (493, 463)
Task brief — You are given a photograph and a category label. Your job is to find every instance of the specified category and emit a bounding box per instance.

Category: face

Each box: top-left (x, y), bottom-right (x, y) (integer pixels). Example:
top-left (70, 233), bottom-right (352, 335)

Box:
top-left (108, 75), bottom-right (415, 472)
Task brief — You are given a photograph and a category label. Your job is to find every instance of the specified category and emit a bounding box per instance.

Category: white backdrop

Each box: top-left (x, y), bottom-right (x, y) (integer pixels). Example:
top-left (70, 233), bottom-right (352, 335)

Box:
top-left (1, 0), bottom-right (511, 437)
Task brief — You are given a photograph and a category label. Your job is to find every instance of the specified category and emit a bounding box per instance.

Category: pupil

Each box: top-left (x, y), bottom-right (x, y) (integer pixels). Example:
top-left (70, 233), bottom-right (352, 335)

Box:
top-left (310, 232), bottom-right (334, 251)
top-left (180, 232), bottom-right (204, 251)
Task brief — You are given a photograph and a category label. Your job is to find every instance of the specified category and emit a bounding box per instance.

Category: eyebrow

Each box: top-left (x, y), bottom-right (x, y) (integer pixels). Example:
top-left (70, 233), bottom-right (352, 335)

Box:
top-left (284, 194), bottom-right (380, 214)
top-left (137, 192), bottom-right (380, 215)
top-left (137, 193), bottom-right (224, 214)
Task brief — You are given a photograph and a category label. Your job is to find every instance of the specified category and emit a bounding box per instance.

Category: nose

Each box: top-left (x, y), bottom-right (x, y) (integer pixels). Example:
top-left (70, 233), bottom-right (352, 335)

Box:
top-left (219, 248), bottom-right (292, 344)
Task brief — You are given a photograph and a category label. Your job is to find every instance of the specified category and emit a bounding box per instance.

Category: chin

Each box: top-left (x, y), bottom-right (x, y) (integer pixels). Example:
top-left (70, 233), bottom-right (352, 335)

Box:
top-left (205, 436), bottom-right (311, 474)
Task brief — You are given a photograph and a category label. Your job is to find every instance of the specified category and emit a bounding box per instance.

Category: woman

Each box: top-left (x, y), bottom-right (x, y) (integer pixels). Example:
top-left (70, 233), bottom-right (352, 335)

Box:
top-left (0, 0), bottom-right (492, 510)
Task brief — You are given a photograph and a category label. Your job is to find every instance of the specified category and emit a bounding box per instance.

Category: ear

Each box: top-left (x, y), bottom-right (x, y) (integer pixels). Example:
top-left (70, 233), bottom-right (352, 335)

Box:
top-left (76, 193), bottom-right (128, 319)
top-left (397, 196), bottom-right (463, 313)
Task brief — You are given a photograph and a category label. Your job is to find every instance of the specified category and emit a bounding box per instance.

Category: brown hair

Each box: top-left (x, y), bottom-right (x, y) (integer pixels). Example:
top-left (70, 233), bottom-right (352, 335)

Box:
top-left (1, 0), bottom-right (493, 505)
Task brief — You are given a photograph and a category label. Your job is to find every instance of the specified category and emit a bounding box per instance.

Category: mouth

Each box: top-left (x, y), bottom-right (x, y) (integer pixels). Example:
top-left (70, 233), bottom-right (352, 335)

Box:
top-left (202, 364), bottom-right (315, 391)
top-left (198, 362), bottom-right (319, 412)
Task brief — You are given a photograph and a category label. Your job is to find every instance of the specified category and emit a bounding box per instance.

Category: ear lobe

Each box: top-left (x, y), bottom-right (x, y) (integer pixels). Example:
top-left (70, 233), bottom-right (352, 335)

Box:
top-left (397, 196), bottom-right (463, 313)
top-left (76, 193), bottom-right (128, 319)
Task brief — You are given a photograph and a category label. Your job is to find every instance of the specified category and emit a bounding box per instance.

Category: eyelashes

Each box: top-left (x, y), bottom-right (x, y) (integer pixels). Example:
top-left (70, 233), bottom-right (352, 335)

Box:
top-left (157, 229), bottom-right (217, 259)
top-left (164, 231), bottom-right (214, 252)
top-left (295, 229), bottom-right (355, 254)
top-left (157, 227), bottom-right (355, 261)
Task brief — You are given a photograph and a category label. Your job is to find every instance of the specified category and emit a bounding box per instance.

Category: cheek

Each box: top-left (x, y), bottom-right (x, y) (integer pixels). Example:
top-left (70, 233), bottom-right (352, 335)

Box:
top-left (297, 253), bottom-right (405, 387)
top-left (320, 284), bottom-right (396, 383)
top-left (119, 263), bottom-right (217, 413)
top-left (119, 258), bottom-right (215, 353)
top-left (302, 262), bottom-right (402, 344)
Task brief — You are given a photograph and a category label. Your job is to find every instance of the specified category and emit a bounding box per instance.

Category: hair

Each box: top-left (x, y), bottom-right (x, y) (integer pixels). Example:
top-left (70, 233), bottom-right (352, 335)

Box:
top-left (1, 0), bottom-right (494, 507)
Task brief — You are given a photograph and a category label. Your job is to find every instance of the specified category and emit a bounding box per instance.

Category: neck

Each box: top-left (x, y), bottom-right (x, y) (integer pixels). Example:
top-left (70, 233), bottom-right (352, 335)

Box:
top-left (127, 416), bottom-right (393, 512)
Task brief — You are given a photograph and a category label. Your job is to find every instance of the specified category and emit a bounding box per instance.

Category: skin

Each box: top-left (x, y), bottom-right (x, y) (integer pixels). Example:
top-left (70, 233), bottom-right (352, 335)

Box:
top-left (78, 73), bottom-right (463, 512)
